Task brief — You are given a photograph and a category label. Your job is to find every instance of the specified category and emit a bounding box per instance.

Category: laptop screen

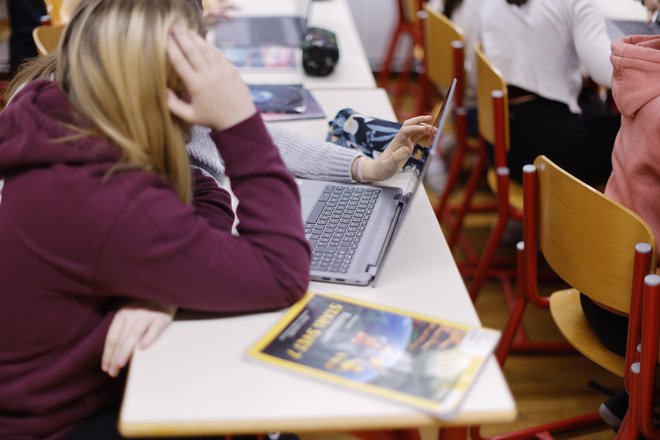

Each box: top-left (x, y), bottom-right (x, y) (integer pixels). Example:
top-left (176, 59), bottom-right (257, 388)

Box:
top-left (402, 78), bottom-right (457, 200)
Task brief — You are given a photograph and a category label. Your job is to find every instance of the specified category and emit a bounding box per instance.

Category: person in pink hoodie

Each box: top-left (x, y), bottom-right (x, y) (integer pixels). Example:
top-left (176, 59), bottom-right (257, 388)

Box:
top-left (579, 34), bottom-right (660, 431)
top-left (0, 0), bottom-right (312, 439)
top-left (606, 35), bottom-right (660, 241)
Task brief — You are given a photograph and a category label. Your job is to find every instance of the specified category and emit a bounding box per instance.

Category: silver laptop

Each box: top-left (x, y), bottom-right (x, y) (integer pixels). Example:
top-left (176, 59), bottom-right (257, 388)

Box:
top-left (214, 0), bottom-right (312, 47)
top-left (298, 79), bottom-right (457, 286)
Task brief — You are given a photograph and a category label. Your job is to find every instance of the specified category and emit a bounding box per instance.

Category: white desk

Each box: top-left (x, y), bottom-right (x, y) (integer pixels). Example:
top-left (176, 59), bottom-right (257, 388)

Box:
top-left (595, 0), bottom-right (647, 21)
top-left (209, 0), bottom-right (376, 89)
top-left (119, 88), bottom-right (516, 438)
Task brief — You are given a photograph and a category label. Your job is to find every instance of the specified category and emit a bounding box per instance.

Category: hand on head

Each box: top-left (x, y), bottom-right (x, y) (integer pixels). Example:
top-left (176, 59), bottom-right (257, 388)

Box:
top-left (166, 26), bottom-right (256, 130)
top-left (358, 115), bottom-right (435, 182)
top-left (202, 0), bottom-right (237, 25)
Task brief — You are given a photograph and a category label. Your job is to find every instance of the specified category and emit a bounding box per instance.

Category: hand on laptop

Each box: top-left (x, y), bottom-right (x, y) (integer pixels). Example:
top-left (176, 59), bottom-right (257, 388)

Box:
top-left (356, 115), bottom-right (435, 182)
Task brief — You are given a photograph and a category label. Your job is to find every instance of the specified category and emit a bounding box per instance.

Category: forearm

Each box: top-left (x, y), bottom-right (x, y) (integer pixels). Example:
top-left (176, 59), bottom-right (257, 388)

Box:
top-left (94, 115), bottom-right (310, 313)
top-left (214, 114), bottom-right (312, 302)
top-left (267, 124), bottom-right (361, 182)
top-left (191, 168), bottom-right (235, 231)
top-left (573, 0), bottom-right (613, 87)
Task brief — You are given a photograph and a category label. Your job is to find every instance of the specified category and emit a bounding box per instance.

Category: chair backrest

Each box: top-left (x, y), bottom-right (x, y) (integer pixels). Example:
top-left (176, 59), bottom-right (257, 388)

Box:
top-left (44, 0), bottom-right (64, 26)
top-left (423, 5), bottom-right (464, 98)
top-left (474, 43), bottom-right (509, 157)
top-left (32, 24), bottom-right (64, 57)
top-left (527, 155), bottom-right (656, 314)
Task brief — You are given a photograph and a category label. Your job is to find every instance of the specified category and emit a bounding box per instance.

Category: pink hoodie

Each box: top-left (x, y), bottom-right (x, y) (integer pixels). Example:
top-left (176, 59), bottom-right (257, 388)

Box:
top-left (605, 35), bottom-right (660, 242)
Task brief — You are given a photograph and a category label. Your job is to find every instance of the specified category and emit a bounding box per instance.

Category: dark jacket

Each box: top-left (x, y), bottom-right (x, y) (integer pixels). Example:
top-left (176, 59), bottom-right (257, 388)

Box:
top-left (0, 80), bottom-right (310, 439)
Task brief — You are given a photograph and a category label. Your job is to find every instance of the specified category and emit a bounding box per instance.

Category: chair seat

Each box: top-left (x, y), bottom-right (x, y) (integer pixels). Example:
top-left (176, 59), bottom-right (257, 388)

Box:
top-left (549, 289), bottom-right (625, 377)
top-left (487, 167), bottom-right (524, 211)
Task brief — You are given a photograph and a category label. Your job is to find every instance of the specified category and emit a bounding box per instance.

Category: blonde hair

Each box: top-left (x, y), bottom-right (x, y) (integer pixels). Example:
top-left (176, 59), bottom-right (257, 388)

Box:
top-left (55, 0), bottom-right (204, 202)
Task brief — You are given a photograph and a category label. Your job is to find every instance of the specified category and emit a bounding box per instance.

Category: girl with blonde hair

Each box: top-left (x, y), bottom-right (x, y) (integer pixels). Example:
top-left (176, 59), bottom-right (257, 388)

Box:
top-left (0, 0), bottom-right (311, 438)
top-left (3, 0), bottom-right (436, 391)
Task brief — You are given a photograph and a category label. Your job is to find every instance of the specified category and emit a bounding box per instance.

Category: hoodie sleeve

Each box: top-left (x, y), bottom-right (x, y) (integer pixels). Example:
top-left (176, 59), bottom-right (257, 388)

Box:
top-left (267, 124), bottom-right (361, 182)
top-left (91, 113), bottom-right (311, 313)
top-left (572, 0), bottom-right (613, 87)
top-left (190, 168), bottom-right (235, 232)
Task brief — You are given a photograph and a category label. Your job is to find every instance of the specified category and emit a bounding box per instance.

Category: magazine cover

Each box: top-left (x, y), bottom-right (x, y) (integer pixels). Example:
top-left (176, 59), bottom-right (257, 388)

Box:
top-left (246, 292), bottom-right (500, 419)
top-left (249, 84), bottom-right (307, 113)
top-left (259, 89), bottom-right (326, 122)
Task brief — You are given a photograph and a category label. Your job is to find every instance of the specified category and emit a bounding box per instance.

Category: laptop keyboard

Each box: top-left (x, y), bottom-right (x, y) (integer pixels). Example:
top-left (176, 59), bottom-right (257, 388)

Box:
top-left (304, 185), bottom-right (380, 274)
top-left (249, 17), bottom-right (288, 43)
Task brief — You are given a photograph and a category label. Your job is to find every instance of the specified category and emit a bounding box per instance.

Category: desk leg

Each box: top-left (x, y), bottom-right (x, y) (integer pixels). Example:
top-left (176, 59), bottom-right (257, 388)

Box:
top-left (437, 427), bottom-right (468, 440)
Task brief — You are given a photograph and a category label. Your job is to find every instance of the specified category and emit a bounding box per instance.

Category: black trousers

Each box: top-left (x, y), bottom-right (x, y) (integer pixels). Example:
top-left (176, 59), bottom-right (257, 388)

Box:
top-left (495, 92), bottom-right (620, 186)
top-left (7, 0), bottom-right (47, 73)
top-left (580, 294), bottom-right (628, 357)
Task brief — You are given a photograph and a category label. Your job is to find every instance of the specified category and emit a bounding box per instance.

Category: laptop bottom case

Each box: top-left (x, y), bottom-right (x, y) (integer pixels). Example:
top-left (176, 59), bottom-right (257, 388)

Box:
top-left (298, 179), bottom-right (402, 286)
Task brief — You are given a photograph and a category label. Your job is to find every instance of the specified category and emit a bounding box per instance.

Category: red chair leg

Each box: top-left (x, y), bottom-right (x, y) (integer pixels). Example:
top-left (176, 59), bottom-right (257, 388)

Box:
top-left (391, 40), bottom-right (416, 110)
top-left (435, 111), bottom-right (469, 222)
top-left (350, 430), bottom-right (402, 440)
top-left (437, 426), bottom-right (467, 440)
top-left (378, 20), bottom-right (404, 88)
top-left (468, 189), bottom-right (509, 302)
top-left (351, 429), bottom-right (426, 440)
top-left (470, 411), bottom-right (602, 440)
top-left (415, 71), bottom-right (431, 116)
top-left (616, 411), bottom-right (641, 440)
top-left (446, 143), bottom-right (487, 250)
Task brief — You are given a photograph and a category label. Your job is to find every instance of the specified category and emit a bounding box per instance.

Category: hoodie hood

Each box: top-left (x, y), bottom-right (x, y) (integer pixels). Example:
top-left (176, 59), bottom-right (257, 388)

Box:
top-left (611, 35), bottom-right (660, 118)
top-left (0, 80), bottom-right (121, 174)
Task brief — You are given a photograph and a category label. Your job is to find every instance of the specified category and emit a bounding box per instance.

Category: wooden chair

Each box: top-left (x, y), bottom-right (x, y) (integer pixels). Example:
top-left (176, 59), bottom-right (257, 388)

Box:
top-left (43, 0), bottom-right (71, 27)
top-left (471, 155), bottom-right (658, 439)
top-left (421, 5), bottom-right (495, 267)
top-left (32, 24), bottom-right (64, 57)
top-left (454, 43), bottom-right (528, 320)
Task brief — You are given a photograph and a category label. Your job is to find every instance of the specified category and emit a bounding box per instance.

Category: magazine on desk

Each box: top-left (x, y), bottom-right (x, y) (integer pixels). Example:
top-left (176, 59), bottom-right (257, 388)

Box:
top-left (249, 84), bottom-right (326, 122)
top-left (246, 292), bottom-right (500, 419)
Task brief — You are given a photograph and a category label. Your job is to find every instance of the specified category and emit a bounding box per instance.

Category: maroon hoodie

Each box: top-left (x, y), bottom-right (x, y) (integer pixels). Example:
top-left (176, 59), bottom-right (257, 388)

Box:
top-left (0, 80), bottom-right (310, 439)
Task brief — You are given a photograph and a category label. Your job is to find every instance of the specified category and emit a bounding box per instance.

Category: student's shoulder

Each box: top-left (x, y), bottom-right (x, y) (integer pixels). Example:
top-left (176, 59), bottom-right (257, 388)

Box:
top-left (35, 163), bottom-right (181, 229)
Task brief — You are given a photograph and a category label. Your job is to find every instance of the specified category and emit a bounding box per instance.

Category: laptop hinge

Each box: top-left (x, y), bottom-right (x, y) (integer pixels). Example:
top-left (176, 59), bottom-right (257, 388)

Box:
top-left (367, 201), bottom-right (405, 287)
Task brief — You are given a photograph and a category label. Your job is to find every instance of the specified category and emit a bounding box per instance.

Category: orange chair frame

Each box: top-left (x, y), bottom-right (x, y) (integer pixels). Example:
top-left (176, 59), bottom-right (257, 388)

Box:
top-left (421, 6), bottom-right (495, 267)
top-left (378, 0), bottom-right (427, 117)
top-left (471, 156), bottom-right (658, 440)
